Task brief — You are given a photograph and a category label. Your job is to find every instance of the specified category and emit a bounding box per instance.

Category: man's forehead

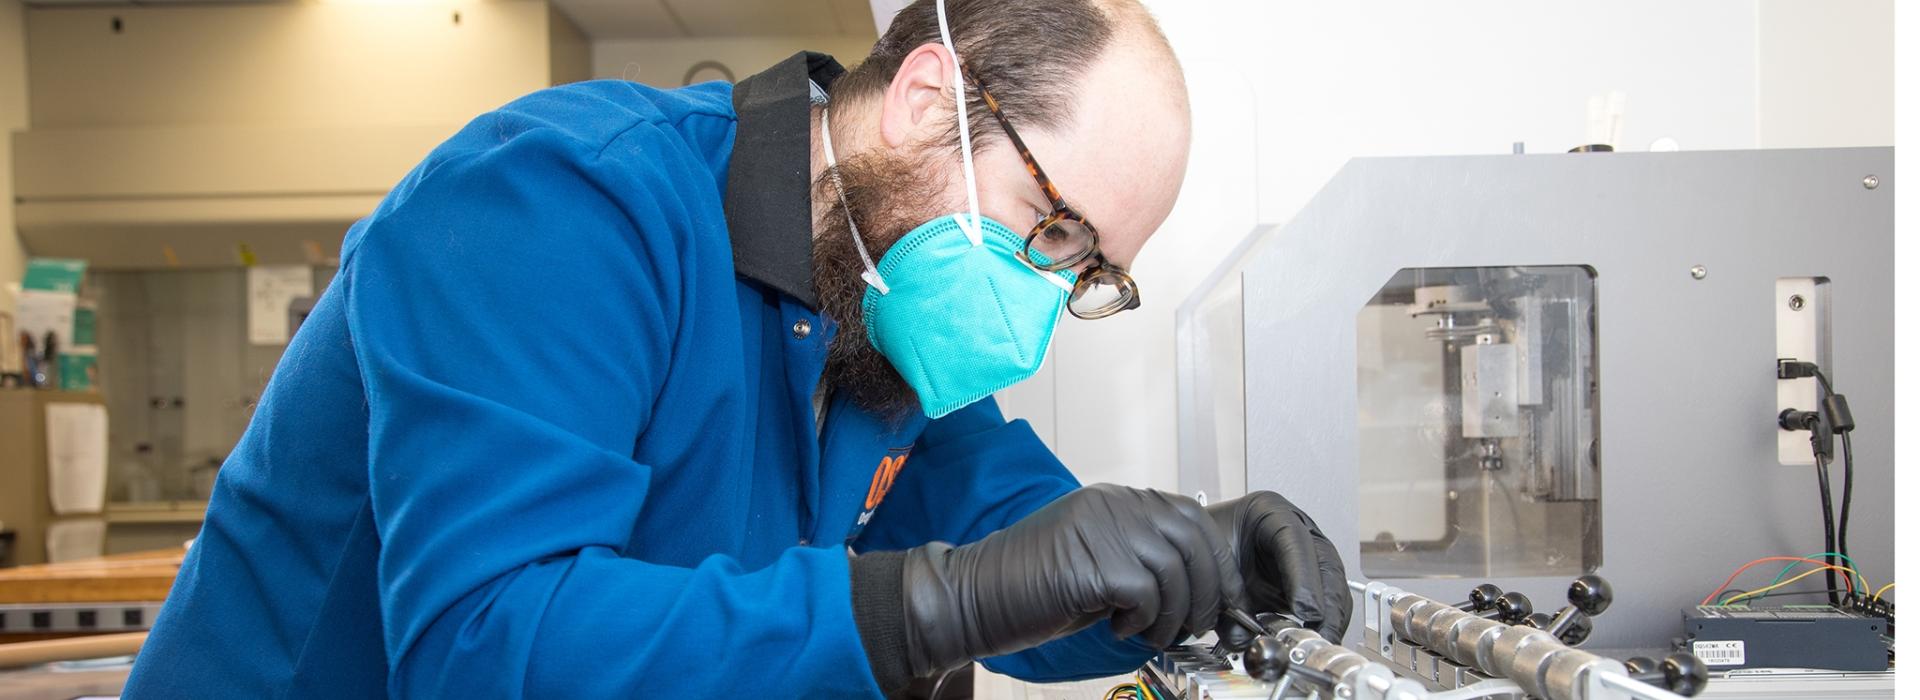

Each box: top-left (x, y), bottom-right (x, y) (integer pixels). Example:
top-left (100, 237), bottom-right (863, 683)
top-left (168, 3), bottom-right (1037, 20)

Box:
top-left (1032, 39), bottom-right (1190, 237)
top-left (1026, 97), bottom-right (1188, 243)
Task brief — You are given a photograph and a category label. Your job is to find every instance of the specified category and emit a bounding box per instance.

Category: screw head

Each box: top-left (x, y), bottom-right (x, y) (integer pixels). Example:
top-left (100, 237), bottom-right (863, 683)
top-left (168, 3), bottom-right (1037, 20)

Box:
top-left (1787, 294), bottom-right (1806, 311)
top-left (1690, 265), bottom-right (1708, 280)
top-left (1864, 175), bottom-right (1880, 190)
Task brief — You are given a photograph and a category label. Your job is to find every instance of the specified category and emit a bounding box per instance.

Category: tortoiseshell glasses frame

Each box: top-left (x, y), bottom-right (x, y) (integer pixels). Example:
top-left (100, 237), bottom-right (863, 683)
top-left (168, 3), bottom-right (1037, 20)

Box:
top-left (960, 64), bottom-right (1141, 320)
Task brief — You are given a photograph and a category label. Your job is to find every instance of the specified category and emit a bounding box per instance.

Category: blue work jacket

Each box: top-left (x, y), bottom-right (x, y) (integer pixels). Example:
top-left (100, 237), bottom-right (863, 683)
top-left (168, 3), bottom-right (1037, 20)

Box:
top-left (121, 52), bottom-right (1153, 697)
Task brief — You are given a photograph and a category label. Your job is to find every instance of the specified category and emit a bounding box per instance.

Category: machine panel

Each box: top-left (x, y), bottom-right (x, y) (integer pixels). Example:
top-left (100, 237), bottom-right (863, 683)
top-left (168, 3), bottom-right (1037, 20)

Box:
top-left (1175, 148), bottom-right (1894, 652)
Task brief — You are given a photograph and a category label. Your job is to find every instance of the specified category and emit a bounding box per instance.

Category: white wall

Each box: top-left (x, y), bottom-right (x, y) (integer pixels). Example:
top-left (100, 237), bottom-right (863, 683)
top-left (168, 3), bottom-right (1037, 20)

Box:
top-left (593, 36), bottom-right (876, 85)
top-left (1756, 0), bottom-right (1894, 148)
top-left (0, 0), bottom-right (28, 319)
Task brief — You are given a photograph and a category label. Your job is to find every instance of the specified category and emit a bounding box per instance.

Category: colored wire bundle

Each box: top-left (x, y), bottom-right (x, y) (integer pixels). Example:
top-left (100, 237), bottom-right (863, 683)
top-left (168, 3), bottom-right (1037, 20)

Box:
top-left (1753, 551), bottom-right (1865, 602)
top-left (1701, 556), bottom-right (1860, 606)
top-left (1722, 566), bottom-right (1861, 606)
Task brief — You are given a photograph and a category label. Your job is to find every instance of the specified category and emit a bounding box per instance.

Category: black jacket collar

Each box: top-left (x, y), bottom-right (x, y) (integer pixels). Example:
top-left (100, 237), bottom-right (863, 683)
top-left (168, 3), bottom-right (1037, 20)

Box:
top-left (724, 51), bottom-right (846, 310)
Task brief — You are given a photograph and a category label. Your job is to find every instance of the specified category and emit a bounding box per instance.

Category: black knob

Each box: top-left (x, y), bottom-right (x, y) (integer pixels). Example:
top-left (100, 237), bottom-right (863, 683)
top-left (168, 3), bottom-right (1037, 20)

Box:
top-left (1492, 591), bottom-right (1533, 623)
top-left (1457, 583), bottom-right (1504, 611)
top-left (1665, 653), bottom-right (1709, 696)
top-left (1521, 612), bottom-right (1555, 629)
top-left (1623, 656), bottom-right (1656, 674)
top-left (1568, 575), bottom-right (1613, 616)
top-left (1632, 653), bottom-right (1708, 697)
top-left (1243, 635), bottom-right (1289, 682)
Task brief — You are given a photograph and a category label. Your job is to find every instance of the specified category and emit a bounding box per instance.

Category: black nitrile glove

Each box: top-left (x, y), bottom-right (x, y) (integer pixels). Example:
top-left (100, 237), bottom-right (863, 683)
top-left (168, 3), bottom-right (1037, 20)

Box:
top-left (848, 484), bottom-right (1249, 691)
top-left (1206, 490), bottom-right (1352, 649)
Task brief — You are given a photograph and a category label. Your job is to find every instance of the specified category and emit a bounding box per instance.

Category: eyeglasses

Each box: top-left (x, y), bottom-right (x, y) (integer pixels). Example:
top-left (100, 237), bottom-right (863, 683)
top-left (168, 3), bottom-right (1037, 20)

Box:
top-left (960, 64), bottom-right (1141, 320)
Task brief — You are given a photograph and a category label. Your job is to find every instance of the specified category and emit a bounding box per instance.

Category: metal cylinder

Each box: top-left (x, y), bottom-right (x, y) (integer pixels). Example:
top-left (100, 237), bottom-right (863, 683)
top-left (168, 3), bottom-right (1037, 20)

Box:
top-left (1487, 626), bottom-right (1552, 679)
top-left (1279, 628), bottom-right (1332, 668)
top-left (1274, 627), bottom-right (1324, 652)
top-left (1407, 599), bottom-right (1452, 646)
top-left (1450, 616), bottom-right (1506, 670)
top-left (1303, 643), bottom-right (1369, 693)
top-left (1389, 594), bottom-right (1428, 641)
top-left (1424, 607), bottom-right (1475, 658)
top-left (1506, 629), bottom-right (1572, 698)
top-left (1324, 648), bottom-right (1371, 686)
top-left (1542, 649), bottom-right (1614, 700)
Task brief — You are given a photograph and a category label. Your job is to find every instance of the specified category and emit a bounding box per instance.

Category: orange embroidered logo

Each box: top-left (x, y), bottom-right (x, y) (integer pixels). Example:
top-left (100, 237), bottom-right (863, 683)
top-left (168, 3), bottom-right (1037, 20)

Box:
top-left (864, 453), bottom-right (910, 511)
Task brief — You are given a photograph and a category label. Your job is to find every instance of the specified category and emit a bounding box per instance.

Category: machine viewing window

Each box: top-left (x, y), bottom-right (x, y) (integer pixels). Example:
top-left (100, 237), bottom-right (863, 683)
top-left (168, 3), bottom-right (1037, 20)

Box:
top-left (1355, 266), bottom-right (1600, 578)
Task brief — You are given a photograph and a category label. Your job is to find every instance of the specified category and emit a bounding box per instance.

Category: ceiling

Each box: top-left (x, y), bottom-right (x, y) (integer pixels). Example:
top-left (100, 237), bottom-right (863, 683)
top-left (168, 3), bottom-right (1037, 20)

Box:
top-left (553, 0), bottom-right (882, 40)
top-left (22, 0), bottom-right (890, 41)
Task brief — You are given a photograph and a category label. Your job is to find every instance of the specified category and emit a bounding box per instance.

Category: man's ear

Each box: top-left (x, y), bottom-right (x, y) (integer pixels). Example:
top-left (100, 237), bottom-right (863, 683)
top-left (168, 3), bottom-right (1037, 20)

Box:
top-left (878, 43), bottom-right (958, 149)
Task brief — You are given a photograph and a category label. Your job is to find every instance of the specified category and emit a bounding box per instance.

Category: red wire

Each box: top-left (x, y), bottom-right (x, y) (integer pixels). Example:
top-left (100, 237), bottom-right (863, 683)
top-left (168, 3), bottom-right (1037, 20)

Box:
top-left (1701, 556), bottom-right (1856, 605)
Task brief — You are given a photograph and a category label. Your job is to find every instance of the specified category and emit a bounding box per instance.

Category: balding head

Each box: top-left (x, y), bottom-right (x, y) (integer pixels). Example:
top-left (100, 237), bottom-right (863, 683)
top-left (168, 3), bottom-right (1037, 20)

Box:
top-left (812, 0), bottom-right (1191, 415)
top-left (831, 0), bottom-right (1190, 265)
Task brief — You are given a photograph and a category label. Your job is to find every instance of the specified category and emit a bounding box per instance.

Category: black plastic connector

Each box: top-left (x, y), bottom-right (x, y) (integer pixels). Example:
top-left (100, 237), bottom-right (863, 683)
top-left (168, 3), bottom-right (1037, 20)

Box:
top-left (1843, 594), bottom-right (1895, 638)
top-left (1778, 358), bottom-right (1820, 380)
top-left (1824, 393), bottom-right (1855, 434)
top-left (1779, 408), bottom-right (1833, 459)
top-left (1779, 409), bottom-right (1821, 432)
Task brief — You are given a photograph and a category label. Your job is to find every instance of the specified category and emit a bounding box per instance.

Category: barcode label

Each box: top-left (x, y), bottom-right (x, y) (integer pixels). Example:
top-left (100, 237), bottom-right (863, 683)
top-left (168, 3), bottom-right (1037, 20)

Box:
top-left (1692, 640), bottom-right (1747, 666)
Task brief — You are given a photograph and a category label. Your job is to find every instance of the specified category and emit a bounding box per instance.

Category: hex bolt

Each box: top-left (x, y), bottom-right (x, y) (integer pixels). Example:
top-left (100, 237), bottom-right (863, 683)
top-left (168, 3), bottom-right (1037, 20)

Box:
top-left (1788, 294), bottom-right (1805, 311)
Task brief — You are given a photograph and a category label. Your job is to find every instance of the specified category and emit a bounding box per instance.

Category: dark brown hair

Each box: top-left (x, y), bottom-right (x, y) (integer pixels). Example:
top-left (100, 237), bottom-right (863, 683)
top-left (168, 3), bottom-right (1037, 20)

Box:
top-left (833, 0), bottom-right (1126, 152)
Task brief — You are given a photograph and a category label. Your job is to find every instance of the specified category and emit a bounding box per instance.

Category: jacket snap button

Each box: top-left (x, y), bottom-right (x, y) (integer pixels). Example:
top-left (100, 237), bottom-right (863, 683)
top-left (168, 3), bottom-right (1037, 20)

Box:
top-left (791, 319), bottom-right (812, 339)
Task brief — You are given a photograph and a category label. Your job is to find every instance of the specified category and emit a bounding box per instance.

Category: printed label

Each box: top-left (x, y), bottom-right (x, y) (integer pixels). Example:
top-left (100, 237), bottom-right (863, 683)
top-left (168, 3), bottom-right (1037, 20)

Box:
top-left (1692, 640), bottom-right (1746, 666)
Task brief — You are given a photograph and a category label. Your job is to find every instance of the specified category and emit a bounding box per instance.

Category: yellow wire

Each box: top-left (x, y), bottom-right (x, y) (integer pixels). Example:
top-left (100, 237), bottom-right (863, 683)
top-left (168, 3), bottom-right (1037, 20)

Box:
top-left (1720, 565), bottom-right (1861, 606)
top-left (1873, 582), bottom-right (1895, 601)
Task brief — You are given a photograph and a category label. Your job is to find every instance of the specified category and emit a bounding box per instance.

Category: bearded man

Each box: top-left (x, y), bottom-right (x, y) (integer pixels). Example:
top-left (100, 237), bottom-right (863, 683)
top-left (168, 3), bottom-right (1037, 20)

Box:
top-left (125, 1), bottom-right (1349, 696)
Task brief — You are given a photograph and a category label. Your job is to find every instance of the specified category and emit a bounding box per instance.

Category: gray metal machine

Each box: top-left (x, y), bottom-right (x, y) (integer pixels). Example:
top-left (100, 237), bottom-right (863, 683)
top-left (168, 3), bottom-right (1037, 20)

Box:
top-left (1166, 147), bottom-right (1894, 697)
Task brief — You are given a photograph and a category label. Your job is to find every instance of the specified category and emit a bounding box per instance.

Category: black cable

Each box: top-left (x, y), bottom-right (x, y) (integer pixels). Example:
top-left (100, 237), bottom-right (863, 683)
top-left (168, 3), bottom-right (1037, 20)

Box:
top-left (1810, 367), bottom-right (1833, 395)
top-left (1815, 450), bottom-right (1839, 607)
top-left (1779, 360), bottom-right (1860, 610)
top-left (1839, 432), bottom-right (1855, 580)
top-left (1811, 366), bottom-right (1856, 604)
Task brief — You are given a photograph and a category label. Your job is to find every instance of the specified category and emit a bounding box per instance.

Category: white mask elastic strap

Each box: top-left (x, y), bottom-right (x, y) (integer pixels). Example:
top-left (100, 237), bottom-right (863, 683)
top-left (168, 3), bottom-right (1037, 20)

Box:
top-left (1022, 255), bottom-right (1078, 293)
top-left (821, 108), bottom-right (890, 294)
top-left (936, 0), bottom-right (983, 246)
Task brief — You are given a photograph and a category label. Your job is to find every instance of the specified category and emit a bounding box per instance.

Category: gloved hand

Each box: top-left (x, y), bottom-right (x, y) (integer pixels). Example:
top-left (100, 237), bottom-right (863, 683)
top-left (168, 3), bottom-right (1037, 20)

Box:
top-left (1205, 490), bottom-right (1352, 647)
top-left (859, 484), bottom-right (1250, 684)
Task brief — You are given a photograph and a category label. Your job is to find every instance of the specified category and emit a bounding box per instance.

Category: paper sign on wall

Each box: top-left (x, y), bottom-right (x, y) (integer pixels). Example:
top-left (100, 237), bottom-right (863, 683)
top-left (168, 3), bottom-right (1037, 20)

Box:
top-left (248, 265), bottom-right (314, 345)
top-left (46, 402), bottom-right (108, 515)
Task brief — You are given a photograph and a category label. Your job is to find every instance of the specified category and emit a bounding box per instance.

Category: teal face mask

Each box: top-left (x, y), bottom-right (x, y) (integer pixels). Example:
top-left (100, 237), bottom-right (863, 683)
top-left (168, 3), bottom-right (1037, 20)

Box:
top-left (859, 215), bottom-right (1075, 418)
top-left (817, 0), bottom-right (1076, 418)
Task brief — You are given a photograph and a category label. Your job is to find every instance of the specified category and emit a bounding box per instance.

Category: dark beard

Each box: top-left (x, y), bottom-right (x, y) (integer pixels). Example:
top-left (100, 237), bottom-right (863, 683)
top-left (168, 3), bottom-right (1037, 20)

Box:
top-left (810, 145), bottom-right (952, 420)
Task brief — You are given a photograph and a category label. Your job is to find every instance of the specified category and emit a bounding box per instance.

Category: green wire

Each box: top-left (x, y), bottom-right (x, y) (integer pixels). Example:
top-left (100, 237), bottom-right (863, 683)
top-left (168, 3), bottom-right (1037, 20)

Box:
top-left (1755, 552), bottom-right (1865, 602)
